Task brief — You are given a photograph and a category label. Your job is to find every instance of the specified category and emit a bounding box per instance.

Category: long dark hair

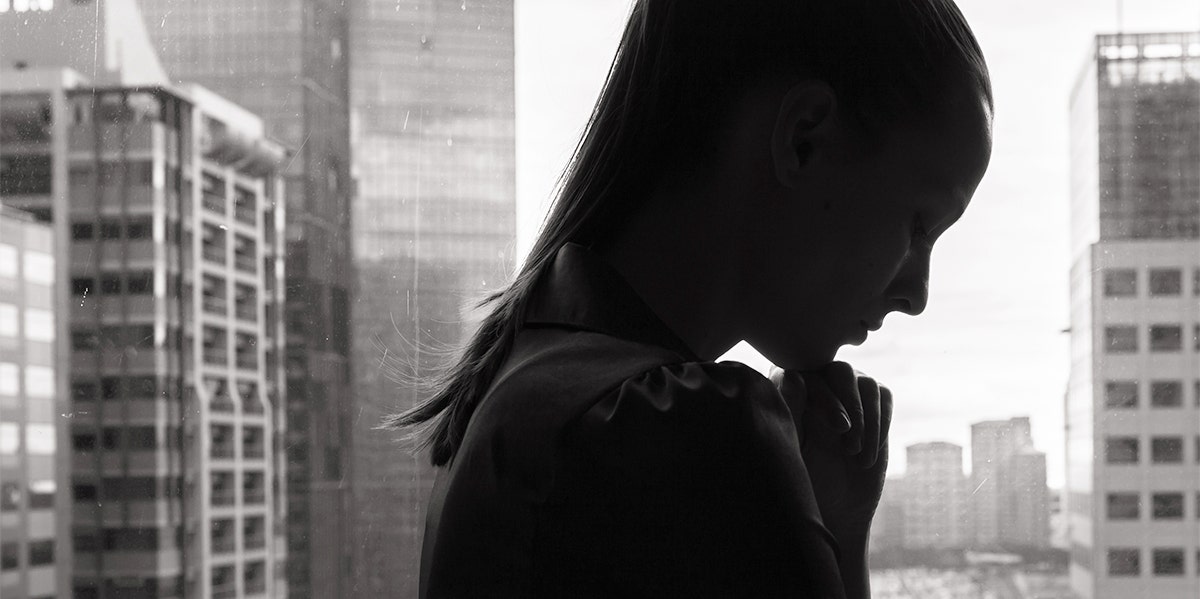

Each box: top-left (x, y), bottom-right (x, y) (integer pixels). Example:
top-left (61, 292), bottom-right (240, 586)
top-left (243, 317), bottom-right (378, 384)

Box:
top-left (386, 0), bottom-right (992, 467)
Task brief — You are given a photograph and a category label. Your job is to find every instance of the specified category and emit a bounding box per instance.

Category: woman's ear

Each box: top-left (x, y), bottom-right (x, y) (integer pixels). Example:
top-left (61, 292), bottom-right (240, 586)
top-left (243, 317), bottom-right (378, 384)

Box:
top-left (771, 81), bottom-right (837, 189)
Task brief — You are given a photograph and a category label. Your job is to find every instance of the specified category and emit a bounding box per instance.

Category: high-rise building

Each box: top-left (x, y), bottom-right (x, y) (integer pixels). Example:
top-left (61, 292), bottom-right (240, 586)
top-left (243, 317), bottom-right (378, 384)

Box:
top-left (970, 417), bottom-right (1049, 550)
top-left (903, 442), bottom-right (968, 549)
top-left (1067, 31), bottom-right (1200, 599)
top-left (348, 1), bottom-right (516, 597)
top-left (2, 3), bottom-right (291, 596)
top-left (133, 2), bottom-right (356, 597)
top-left (0, 204), bottom-right (69, 599)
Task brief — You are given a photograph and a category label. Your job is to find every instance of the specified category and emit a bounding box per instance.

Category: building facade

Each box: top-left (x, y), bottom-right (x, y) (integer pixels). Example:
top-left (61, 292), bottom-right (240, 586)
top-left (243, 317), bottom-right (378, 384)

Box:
top-left (970, 417), bottom-right (1049, 550)
top-left (1067, 31), bottom-right (1200, 599)
top-left (0, 205), bottom-right (68, 599)
top-left (0, 68), bottom-right (289, 599)
top-left (348, 1), bottom-right (516, 597)
top-left (903, 442), bottom-right (968, 549)
top-left (133, 2), bottom-right (356, 596)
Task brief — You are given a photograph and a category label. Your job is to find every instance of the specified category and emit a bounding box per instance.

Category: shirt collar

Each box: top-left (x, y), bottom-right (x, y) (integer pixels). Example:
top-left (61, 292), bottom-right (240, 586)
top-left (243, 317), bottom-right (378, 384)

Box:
top-left (523, 243), bottom-right (701, 362)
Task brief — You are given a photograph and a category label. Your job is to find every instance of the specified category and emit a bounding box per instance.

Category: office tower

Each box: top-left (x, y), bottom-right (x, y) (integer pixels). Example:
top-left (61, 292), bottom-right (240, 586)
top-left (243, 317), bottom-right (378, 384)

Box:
top-left (2, 4), bottom-right (290, 596)
top-left (0, 205), bottom-right (69, 599)
top-left (349, 1), bottom-right (516, 596)
top-left (870, 477), bottom-right (908, 553)
top-left (134, 2), bottom-right (356, 596)
top-left (1007, 448), bottom-right (1050, 550)
top-left (903, 442), bottom-right (968, 549)
top-left (1067, 31), bottom-right (1200, 599)
top-left (970, 417), bottom-right (1050, 550)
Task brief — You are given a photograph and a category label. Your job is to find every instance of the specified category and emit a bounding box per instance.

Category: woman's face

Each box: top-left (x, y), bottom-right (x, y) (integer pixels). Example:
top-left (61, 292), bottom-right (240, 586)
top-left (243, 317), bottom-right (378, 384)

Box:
top-left (744, 89), bottom-right (993, 370)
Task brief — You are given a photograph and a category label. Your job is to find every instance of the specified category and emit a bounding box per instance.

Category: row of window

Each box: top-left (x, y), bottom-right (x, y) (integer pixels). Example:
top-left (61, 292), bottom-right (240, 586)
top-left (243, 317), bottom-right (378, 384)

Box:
top-left (71, 376), bottom-right (159, 401)
top-left (1103, 324), bottom-right (1199, 353)
top-left (1106, 491), bottom-right (1200, 520)
top-left (0, 303), bottom-right (55, 341)
top-left (70, 218), bottom-right (153, 242)
top-left (0, 362), bottom-right (55, 397)
top-left (73, 476), bottom-right (182, 502)
top-left (0, 540), bottom-right (55, 571)
top-left (1108, 547), bottom-right (1198, 577)
top-left (71, 272), bottom-right (154, 296)
top-left (71, 426), bottom-right (163, 452)
top-left (0, 244), bottom-right (54, 285)
top-left (0, 422), bottom-right (56, 455)
top-left (1104, 379), bottom-right (1200, 408)
top-left (0, 480), bottom-right (56, 511)
top-left (1103, 267), bottom-right (1200, 298)
top-left (71, 324), bottom-right (155, 352)
top-left (1104, 435), bottom-right (1198, 464)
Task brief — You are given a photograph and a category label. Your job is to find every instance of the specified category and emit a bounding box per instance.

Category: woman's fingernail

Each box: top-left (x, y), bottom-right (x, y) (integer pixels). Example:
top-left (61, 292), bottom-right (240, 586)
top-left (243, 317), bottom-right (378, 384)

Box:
top-left (836, 412), bottom-right (852, 432)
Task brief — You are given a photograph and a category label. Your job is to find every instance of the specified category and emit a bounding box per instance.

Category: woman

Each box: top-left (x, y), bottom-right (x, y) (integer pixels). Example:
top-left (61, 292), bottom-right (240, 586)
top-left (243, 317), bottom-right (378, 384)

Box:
top-left (393, 0), bottom-right (992, 596)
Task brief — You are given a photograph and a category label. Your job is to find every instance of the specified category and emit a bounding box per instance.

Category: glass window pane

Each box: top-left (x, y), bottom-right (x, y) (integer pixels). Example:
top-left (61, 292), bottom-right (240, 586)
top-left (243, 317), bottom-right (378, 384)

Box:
top-left (0, 243), bottom-right (16, 278)
top-left (1106, 493), bottom-right (1140, 519)
top-left (1151, 493), bottom-right (1183, 519)
top-left (1151, 437), bottom-right (1183, 463)
top-left (1105, 326), bottom-right (1139, 353)
top-left (1104, 268), bottom-right (1138, 296)
top-left (1106, 437), bottom-right (1140, 464)
top-left (1149, 381), bottom-right (1182, 408)
top-left (24, 308), bottom-right (53, 342)
top-left (1148, 268), bottom-right (1181, 295)
top-left (1152, 548), bottom-right (1184, 576)
top-left (23, 365), bottom-right (53, 398)
top-left (0, 303), bottom-right (17, 337)
top-left (1105, 381), bottom-right (1139, 408)
top-left (22, 250), bottom-right (53, 285)
top-left (0, 363), bottom-right (18, 396)
top-left (1149, 325), bottom-right (1182, 352)
top-left (25, 423), bottom-right (55, 455)
top-left (1108, 548), bottom-right (1141, 576)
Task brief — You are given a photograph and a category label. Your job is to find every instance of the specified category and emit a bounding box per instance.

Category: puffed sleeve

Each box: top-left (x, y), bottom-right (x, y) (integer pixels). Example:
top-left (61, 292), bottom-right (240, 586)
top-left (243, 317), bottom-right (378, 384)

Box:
top-left (534, 361), bottom-right (847, 598)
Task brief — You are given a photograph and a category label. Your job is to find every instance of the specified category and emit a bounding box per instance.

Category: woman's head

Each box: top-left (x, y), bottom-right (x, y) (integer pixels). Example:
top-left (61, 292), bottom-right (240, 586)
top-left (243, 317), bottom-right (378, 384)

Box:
top-left (394, 0), bottom-right (993, 465)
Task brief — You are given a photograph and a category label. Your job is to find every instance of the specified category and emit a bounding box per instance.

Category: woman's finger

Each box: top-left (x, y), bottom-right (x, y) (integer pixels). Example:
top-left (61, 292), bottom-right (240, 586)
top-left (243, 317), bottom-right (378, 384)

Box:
top-left (820, 361), bottom-right (863, 452)
top-left (856, 376), bottom-right (881, 468)
top-left (800, 373), bottom-right (852, 434)
top-left (879, 385), bottom-right (894, 447)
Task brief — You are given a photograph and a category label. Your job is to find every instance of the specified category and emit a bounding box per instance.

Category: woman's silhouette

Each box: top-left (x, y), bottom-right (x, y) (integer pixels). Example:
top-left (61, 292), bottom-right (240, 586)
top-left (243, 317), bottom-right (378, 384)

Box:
top-left (391, 0), bottom-right (992, 597)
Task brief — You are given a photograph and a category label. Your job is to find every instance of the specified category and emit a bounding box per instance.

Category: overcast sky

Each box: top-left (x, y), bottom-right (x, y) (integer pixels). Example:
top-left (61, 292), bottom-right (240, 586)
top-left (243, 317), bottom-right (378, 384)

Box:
top-left (513, 0), bottom-right (1200, 486)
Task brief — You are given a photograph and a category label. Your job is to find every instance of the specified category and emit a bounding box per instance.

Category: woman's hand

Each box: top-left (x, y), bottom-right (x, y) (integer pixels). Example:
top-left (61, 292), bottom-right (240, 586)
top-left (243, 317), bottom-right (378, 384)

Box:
top-left (770, 362), bottom-right (892, 539)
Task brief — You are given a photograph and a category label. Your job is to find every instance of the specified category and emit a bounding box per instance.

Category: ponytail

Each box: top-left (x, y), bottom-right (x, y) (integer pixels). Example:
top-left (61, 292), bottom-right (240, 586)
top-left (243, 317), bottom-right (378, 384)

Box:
top-left (387, 0), bottom-right (991, 466)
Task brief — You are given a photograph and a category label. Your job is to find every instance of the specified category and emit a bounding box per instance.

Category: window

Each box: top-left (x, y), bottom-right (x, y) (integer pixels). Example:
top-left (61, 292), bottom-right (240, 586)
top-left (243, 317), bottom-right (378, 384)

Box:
top-left (72, 223), bottom-right (95, 240)
top-left (127, 271), bottom-right (154, 295)
top-left (28, 480), bottom-right (53, 509)
top-left (74, 483), bottom-right (97, 501)
top-left (1152, 548), bottom-right (1184, 576)
top-left (126, 218), bottom-right (153, 240)
top-left (0, 303), bottom-right (17, 337)
top-left (0, 363), bottom-right (18, 395)
top-left (0, 423), bottom-right (18, 454)
top-left (126, 426), bottom-right (157, 450)
top-left (0, 243), bottom-right (16, 278)
top-left (100, 222), bottom-right (122, 240)
top-left (1148, 268), bottom-right (1182, 296)
top-left (1106, 493), bottom-right (1140, 519)
top-left (1108, 548), bottom-right (1140, 576)
top-left (1150, 381), bottom-right (1182, 407)
top-left (100, 274), bottom-right (122, 294)
top-left (1105, 381), bottom-right (1138, 408)
top-left (1151, 493), bottom-right (1184, 519)
top-left (22, 251), bottom-right (53, 285)
top-left (24, 365), bottom-right (54, 398)
top-left (72, 329), bottom-right (100, 351)
top-left (1151, 437), bottom-right (1183, 463)
top-left (24, 309), bottom-right (54, 342)
top-left (1, 482), bottom-right (19, 511)
top-left (1106, 437), bottom-right (1139, 464)
top-left (1149, 325), bottom-right (1182, 352)
top-left (72, 277), bottom-right (94, 296)
top-left (103, 528), bottom-right (159, 551)
top-left (1, 542), bottom-right (17, 570)
top-left (72, 381), bottom-right (97, 402)
top-left (72, 432), bottom-right (96, 451)
top-left (26, 423), bottom-right (55, 455)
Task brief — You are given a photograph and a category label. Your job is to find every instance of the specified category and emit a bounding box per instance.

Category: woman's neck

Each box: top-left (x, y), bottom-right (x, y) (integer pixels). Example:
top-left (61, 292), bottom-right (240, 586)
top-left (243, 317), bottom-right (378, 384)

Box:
top-left (598, 179), bottom-right (746, 362)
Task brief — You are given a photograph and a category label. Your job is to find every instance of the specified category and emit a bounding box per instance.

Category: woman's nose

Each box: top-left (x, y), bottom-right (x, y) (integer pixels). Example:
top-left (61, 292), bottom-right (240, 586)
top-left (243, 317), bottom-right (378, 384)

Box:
top-left (887, 254), bottom-right (931, 316)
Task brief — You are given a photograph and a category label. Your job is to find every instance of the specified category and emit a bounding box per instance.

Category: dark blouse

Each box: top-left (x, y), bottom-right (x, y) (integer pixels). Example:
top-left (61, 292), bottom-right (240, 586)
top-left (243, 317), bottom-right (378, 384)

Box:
top-left (419, 243), bottom-right (845, 598)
